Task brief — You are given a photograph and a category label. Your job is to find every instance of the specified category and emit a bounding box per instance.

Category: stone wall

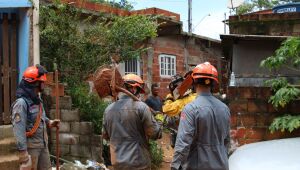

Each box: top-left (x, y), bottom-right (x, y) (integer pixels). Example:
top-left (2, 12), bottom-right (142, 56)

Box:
top-left (228, 87), bottom-right (300, 145)
top-left (49, 96), bottom-right (103, 163)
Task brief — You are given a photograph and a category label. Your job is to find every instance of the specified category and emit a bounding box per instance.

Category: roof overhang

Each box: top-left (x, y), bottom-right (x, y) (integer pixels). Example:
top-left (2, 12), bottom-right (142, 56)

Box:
top-left (182, 32), bottom-right (221, 43)
top-left (0, 0), bottom-right (32, 8)
top-left (220, 34), bottom-right (290, 41)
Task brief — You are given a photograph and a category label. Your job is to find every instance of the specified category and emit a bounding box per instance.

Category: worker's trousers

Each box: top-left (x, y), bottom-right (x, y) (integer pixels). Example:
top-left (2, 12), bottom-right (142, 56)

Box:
top-left (27, 147), bottom-right (51, 170)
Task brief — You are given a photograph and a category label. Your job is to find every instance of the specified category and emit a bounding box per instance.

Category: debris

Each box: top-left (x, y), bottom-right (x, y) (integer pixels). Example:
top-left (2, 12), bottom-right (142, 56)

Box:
top-left (52, 159), bottom-right (109, 170)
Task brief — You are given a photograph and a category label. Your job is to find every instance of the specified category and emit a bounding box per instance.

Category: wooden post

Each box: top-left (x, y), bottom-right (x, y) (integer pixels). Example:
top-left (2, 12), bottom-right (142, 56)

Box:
top-left (11, 14), bottom-right (18, 104)
top-left (2, 13), bottom-right (10, 124)
top-left (0, 15), bottom-right (3, 124)
top-left (55, 70), bottom-right (60, 170)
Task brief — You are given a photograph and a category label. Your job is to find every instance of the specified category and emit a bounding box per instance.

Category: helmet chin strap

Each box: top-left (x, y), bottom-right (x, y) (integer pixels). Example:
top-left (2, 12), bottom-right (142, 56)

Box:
top-left (127, 86), bottom-right (140, 96)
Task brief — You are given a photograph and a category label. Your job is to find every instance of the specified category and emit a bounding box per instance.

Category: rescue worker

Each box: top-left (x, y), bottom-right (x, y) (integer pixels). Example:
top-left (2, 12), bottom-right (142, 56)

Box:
top-left (11, 65), bottom-right (60, 170)
top-left (171, 62), bottom-right (231, 170)
top-left (162, 75), bottom-right (196, 148)
top-left (163, 74), bottom-right (196, 117)
top-left (102, 74), bottom-right (162, 170)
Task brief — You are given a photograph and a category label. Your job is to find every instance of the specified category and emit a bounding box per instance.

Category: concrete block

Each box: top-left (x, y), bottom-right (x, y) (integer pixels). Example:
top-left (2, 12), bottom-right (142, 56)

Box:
top-left (61, 109), bottom-right (80, 122)
top-left (51, 133), bottom-right (79, 145)
top-left (50, 144), bottom-right (70, 156)
top-left (91, 135), bottom-right (102, 146)
top-left (70, 145), bottom-right (92, 158)
top-left (0, 125), bottom-right (14, 139)
top-left (71, 122), bottom-right (81, 134)
top-left (49, 109), bottom-right (57, 120)
top-left (71, 122), bottom-right (93, 135)
top-left (51, 96), bottom-right (72, 110)
top-left (91, 146), bottom-right (103, 163)
top-left (59, 122), bottom-right (71, 133)
top-left (0, 154), bottom-right (19, 170)
top-left (62, 155), bottom-right (82, 162)
top-left (0, 138), bottom-right (17, 156)
top-left (79, 135), bottom-right (91, 145)
top-left (60, 133), bottom-right (80, 145)
top-left (79, 122), bottom-right (93, 135)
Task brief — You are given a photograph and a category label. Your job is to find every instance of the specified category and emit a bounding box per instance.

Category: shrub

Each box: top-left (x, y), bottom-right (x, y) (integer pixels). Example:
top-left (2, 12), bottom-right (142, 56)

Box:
top-left (149, 140), bottom-right (164, 169)
top-left (69, 83), bottom-right (109, 134)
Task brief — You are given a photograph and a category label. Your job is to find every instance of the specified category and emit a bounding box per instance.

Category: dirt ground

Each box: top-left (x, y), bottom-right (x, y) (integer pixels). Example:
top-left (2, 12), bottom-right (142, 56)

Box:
top-left (157, 132), bottom-right (174, 170)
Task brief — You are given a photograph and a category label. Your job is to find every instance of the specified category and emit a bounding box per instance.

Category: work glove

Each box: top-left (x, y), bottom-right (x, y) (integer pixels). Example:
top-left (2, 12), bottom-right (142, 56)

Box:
top-left (155, 113), bottom-right (165, 123)
top-left (49, 119), bottom-right (60, 128)
top-left (19, 151), bottom-right (32, 170)
top-left (165, 94), bottom-right (174, 101)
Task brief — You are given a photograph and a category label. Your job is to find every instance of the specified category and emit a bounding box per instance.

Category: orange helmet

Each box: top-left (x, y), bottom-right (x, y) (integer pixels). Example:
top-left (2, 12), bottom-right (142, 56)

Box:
top-left (23, 65), bottom-right (47, 83)
top-left (123, 74), bottom-right (145, 93)
top-left (192, 62), bottom-right (219, 84)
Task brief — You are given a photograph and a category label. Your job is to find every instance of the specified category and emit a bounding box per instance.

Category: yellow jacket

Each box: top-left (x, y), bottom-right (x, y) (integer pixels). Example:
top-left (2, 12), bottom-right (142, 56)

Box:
top-left (163, 93), bottom-right (197, 117)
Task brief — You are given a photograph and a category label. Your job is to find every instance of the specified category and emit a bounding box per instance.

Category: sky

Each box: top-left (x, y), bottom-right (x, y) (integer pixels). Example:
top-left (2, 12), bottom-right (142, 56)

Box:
top-left (129, 0), bottom-right (231, 40)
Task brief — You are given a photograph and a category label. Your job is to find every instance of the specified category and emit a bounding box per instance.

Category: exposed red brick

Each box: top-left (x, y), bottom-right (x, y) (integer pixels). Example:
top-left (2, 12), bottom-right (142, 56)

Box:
top-left (248, 100), bottom-right (268, 113)
top-left (267, 103), bottom-right (288, 113)
top-left (265, 114), bottom-right (278, 125)
top-left (239, 87), bottom-right (256, 99)
top-left (235, 126), bottom-right (246, 139)
top-left (246, 127), bottom-right (266, 139)
top-left (231, 114), bottom-right (238, 128)
top-left (256, 87), bottom-right (272, 99)
top-left (238, 138), bottom-right (263, 146)
top-left (256, 113), bottom-right (269, 127)
top-left (291, 128), bottom-right (300, 136)
top-left (264, 130), bottom-right (287, 140)
top-left (227, 87), bottom-right (237, 99)
top-left (288, 100), bottom-right (300, 114)
top-left (239, 114), bottom-right (256, 127)
top-left (228, 100), bottom-right (248, 114)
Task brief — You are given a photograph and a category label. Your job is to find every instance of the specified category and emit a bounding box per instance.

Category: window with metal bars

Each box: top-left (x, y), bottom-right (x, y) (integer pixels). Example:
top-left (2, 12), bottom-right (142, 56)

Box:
top-left (119, 58), bottom-right (141, 76)
top-left (159, 54), bottom-right (176, 77)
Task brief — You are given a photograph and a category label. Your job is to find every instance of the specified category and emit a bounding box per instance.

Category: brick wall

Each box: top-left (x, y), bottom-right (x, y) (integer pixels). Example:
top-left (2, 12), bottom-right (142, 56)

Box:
top-left (228, 87), bottom-right (300, 145)
top-left (144, 36), bottom-right (222, 98)
top-left (150, 36), bottom-right (185, 97)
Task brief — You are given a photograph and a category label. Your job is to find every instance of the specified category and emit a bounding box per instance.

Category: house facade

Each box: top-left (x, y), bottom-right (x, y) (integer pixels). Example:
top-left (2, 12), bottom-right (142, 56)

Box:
top-left (118, 12), bottom-right (225, 98)
top-left (222, 9), bottom-right (300, 145)
top-left (0, 0), bottom-right (39, 125)
top-left (221, 11), bottom-right (300, 86)
top-left (119, 29), bottom-right (225, 97)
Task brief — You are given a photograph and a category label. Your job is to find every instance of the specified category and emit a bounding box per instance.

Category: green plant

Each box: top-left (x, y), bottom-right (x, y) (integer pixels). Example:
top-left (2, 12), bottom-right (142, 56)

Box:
top-left (265, 78), bottom-right (300, 108)
top-left (40, 1), bottom-right (157, 129)
top-left (40, 1), bottom-right (157, 87)
top-left (261, 37), bottom-right (300, 133)
top-left (69, 83), bottom-right (109, 134)
top-left (149, 140), bottom-right (164, 169)
top-left (269, 115), bottom-right (300, 133)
